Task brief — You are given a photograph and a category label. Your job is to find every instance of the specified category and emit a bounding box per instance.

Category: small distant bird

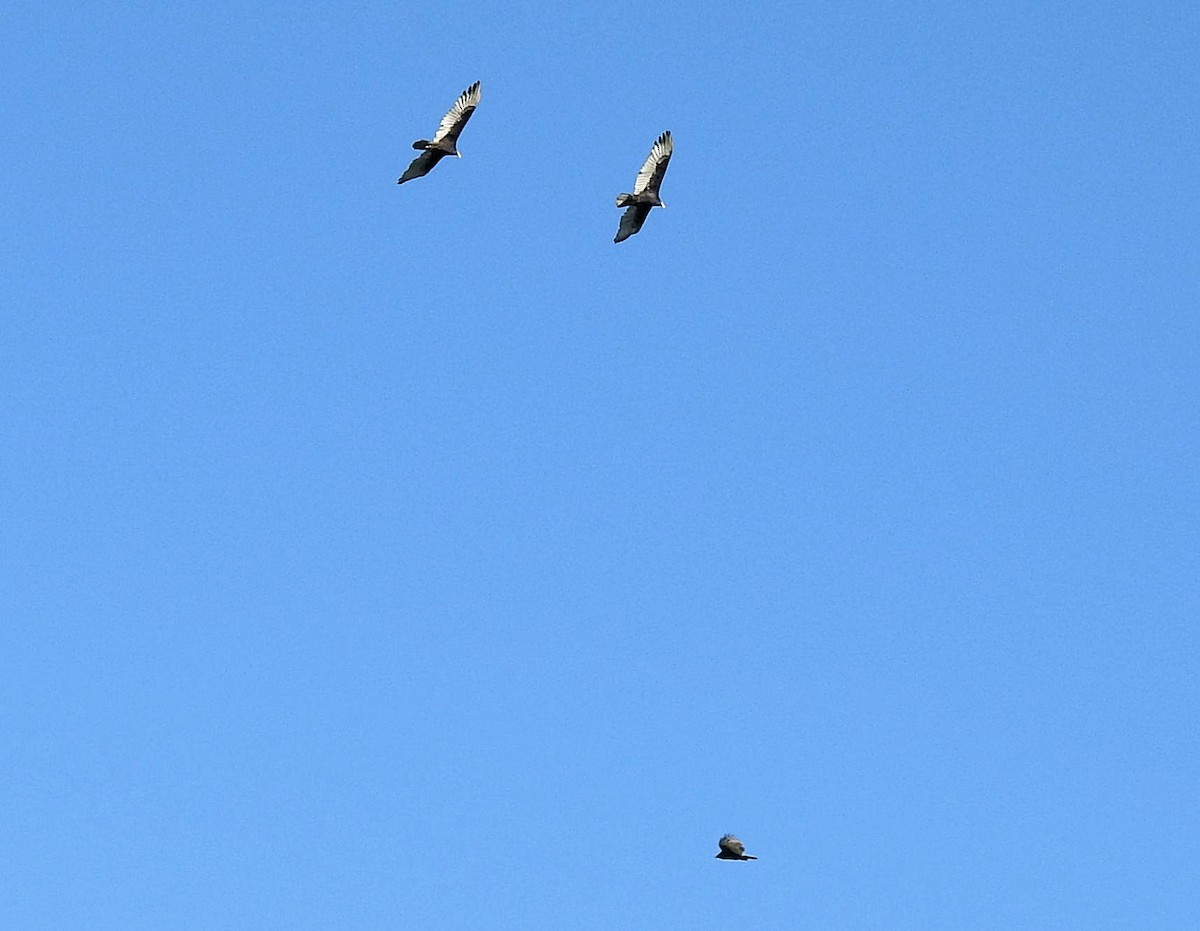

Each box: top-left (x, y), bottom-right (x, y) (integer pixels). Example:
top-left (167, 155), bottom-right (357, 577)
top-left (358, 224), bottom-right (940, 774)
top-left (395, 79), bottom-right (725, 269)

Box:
top-left (715, 834), bottom-right (758, 860)
top-left (614, 130), bottom-right (673, 242)
top-left (397, 81), bottom-right (482, 184)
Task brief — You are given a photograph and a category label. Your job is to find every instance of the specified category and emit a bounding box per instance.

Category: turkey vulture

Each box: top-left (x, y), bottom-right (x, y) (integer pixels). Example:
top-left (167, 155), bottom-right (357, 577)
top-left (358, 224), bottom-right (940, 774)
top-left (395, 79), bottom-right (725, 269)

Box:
top-left (397, 81), bottom-right (482, 184)
top-left (614, 130), bottom-right (673, 242)
top-left (715, 835), bottom-right (758, 860)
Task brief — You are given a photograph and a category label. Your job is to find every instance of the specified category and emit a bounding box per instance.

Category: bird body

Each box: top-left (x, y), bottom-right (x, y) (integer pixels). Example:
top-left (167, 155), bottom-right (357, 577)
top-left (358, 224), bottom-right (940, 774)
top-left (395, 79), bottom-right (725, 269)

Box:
top-left (398, 81), bottom-right (482, 184)
top-left (614, 130), bottom-right (673, 242)
top-left (716, 834), bottom-right (758, 860)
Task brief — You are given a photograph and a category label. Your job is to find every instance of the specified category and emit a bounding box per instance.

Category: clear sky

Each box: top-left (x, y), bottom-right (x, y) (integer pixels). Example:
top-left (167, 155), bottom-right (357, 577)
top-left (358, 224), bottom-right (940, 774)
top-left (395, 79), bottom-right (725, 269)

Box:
top-left (3, 2), bottom-right (1198, 928)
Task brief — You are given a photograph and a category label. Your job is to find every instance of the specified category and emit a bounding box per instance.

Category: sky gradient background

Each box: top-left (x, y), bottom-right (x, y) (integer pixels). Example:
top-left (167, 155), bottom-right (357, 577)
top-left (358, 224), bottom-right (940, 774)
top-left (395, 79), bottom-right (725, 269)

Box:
top-left (3, 2), bottom-right (1198, 928)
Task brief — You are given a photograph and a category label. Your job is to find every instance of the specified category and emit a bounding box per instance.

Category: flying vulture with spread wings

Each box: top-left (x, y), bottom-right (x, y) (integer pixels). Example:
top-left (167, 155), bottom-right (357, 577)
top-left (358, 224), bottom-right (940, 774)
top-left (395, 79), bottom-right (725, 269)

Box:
top-left (397, 81), bottom-right (482, 185)
top-left (614, 130), bottom-right (673, 243)
top-left (715, 835), bottom-right (758, 860)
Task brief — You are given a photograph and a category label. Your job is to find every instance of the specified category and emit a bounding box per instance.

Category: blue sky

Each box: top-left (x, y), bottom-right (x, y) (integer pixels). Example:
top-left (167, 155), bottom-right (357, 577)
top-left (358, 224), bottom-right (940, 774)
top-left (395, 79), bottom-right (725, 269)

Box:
top-left (3, 1), bottom-right (1198, 927)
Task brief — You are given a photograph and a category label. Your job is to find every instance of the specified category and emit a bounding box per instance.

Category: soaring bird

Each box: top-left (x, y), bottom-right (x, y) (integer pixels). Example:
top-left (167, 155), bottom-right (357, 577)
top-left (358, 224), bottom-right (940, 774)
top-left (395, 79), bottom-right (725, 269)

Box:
top-left (614, 130), bottom-right (673, 242)
top-left (715, 835), bottom-right (758, 860)
top-left (397, 81), bottom-right (482, 184)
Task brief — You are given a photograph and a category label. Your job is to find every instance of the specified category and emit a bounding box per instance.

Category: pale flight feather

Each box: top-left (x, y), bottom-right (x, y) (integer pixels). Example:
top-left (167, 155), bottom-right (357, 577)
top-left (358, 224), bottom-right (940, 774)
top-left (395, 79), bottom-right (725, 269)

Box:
top-left (633, 130), bottom-right (673, 196)
top-left (432, 81), bottom-right (482, 146)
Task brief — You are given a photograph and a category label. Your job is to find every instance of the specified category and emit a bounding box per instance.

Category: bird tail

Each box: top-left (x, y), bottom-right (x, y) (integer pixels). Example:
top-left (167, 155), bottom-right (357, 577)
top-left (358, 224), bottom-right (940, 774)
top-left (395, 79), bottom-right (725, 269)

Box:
top-left (412, 139), bottom-right (432, 150)
top-left (743, 855), bottom-right (758, 860)
top-left (615, 193), bottom-right (632, 207)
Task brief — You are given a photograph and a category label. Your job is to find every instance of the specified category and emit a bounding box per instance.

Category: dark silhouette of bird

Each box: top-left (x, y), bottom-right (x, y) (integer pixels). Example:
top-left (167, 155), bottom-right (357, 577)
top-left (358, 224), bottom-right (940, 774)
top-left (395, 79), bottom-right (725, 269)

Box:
top-left (614, 130), bottom-right (673, 242)
top-left (397, 81), bottom-right (482, 184)
top-left (715, 834), bottom-right (758, 860)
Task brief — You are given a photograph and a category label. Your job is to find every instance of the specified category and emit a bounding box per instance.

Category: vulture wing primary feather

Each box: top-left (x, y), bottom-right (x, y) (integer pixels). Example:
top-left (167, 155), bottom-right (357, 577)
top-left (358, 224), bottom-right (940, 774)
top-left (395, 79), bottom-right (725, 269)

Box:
top-left (397, 81), bottom-right (482, 185)
top-left (716, 834), bottom-right (758, 860)
top-left (615, 204), bottom-right (653, 243)
top-left (633, 130), bottom-right (673, 198)
top-left (614, 130), bottom-right (673, 242)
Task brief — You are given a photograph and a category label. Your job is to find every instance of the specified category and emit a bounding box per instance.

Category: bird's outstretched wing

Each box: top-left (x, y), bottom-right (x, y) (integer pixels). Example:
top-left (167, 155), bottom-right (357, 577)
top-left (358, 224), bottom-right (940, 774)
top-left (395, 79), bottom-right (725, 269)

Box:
top-left (632, 130), bottom-right (673, 196)
top-left (614, 204), bottom-right (651, 243)
top-left (398, 149), bottom-right (447, 184)
top-left (432, 81), bottom-right (482, 146)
